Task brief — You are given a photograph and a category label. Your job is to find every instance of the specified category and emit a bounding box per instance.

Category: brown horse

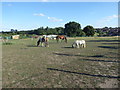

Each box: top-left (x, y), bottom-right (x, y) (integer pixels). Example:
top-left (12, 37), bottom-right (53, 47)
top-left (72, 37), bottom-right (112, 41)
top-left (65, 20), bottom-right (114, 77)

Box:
top-left (32, 35), bottom-right (39, 39)
top-left (56, 35), bottom-right (67, 43)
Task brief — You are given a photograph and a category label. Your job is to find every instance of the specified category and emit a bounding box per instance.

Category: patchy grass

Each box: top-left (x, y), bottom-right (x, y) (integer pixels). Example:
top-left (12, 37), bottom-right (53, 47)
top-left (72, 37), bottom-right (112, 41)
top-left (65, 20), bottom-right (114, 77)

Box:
top-left (2, 37), bottom-right (120, 88)
top-left (2, 42), bottom-right (13, 45)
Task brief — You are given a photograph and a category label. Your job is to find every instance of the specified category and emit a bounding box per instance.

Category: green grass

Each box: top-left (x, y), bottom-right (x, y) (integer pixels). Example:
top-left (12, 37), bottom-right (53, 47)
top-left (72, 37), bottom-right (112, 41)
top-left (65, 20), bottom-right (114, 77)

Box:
top-left (2, 37), bottom-right (120, 88)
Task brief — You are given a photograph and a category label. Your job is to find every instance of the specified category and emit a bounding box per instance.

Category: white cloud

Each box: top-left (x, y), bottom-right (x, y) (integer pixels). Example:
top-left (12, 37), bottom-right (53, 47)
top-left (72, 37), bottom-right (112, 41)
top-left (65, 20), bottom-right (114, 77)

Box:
top-left (95, 14), bottom-right (119, 27)
top-left (102, 15), bottom-right (119, 22)
top-left (48, 17), bottom-right (63, 22)
top-left (33, 13), bottom-right (63, 22)
top-left (33, 13), bottom-right (45, 16)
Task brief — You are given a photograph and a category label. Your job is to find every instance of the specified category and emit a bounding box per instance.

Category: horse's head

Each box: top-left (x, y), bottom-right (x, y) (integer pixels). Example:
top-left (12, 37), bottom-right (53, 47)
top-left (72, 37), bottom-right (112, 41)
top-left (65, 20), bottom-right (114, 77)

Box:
top-left (45, 37), bottom-right (49, 42)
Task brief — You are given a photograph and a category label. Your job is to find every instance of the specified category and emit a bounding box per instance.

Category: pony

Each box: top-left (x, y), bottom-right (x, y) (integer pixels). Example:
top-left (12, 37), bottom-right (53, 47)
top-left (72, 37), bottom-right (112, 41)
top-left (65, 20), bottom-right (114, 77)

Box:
top-left (31, 35), bottom-right (39, 40)
top-left (72, 40), bottom-right (86, 48)
top-left (56, 35), bottom-right (67, 43)
top-left (37, 36), bottom-right (49, 47)
top-left (32, 36), bottom-right (39, 39)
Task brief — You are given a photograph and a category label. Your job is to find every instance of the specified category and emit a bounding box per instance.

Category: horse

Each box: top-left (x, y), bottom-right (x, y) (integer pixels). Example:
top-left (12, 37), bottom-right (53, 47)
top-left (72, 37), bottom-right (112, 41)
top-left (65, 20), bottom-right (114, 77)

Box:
top-left (32, 35), bottom-right (39, 39)
top-left (31, 35), bottom-right (39, 40)
top-left (56, 35), bottom-right (67, 43)
top-left (37, 36), bottom-right (49, 47)
top-left (72, 40), bottom-right (86, 48)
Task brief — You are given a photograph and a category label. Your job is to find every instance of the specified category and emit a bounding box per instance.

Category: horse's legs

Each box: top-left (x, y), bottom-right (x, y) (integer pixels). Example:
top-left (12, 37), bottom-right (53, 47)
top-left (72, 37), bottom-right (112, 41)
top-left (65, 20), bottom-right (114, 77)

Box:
top-left (76, 43), bottom-right (79, 48)
top-left (44, 42), bottom-right (46, 47)
top-left (81, 44), bottom-right (83, 48)
top-left (61, 39), bottom-right (63, 42)
top-left (39, 42), bottom-right (41, 47)
top-left (45, 42), bottom-right (49, 47)
top-left (40, 42), bottom-right (43, 47)
top-left (83, 43), bottom-right (86, 48)
top-left (65, 37), bottom-right (67, 43)
top-left (41, 42), bottom-right (44, 47)
top-left (65, 39), bottom-right (67, 43)
top-left (77, 45), bottom-right (79, 48)
top-left (37, 41), bottom-right (40, 46)
top-left (56, 38), bottom-right (59, 43)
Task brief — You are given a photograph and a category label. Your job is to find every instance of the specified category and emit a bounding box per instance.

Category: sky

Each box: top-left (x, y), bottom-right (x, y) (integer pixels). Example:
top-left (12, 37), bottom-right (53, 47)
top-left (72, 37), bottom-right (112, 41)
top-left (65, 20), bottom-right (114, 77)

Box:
top-left (1, 0), bottom-right (119, 31)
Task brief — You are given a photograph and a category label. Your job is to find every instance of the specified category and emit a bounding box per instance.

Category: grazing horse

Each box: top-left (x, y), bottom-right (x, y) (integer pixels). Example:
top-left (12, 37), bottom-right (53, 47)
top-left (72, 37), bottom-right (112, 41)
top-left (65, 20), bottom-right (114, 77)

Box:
top-left (32, 36), bottom-right (39, 39)
top-left (31, 35), bottom-right (39, 40)
top-left (37, 36), bottom-right (49, 47)
top-left (56, 35), bottom-right (67, 43)
top-left (43, 35), bottom-right (57, 40)
top-left (72, 40), bottom-right (86, 48)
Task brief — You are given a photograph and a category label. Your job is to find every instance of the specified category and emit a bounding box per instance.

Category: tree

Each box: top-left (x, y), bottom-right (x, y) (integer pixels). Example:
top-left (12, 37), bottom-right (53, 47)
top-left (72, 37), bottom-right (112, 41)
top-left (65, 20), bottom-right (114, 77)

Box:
top-left (64, 21), bottom-right (82, 37)
top-left (34, 29), bottom-right (41, 35)
top-left (55, 27), bottom-right (64, 35)
top-left (11, 29), bottom-right (14, 32)
top-left (83, 25), bottom-right (95, 36)
top-left (45, 26), bottom-right (49, 32)
top-left (11, 29), bottom-right (18, 34)
top-left (47, 28), bottom-right (57, 35)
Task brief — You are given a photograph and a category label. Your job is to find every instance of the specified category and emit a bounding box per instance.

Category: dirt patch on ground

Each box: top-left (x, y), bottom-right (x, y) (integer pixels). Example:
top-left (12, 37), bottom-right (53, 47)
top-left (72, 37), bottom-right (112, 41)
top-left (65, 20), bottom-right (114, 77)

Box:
top-left (98, 79), bottom-right (119, 88)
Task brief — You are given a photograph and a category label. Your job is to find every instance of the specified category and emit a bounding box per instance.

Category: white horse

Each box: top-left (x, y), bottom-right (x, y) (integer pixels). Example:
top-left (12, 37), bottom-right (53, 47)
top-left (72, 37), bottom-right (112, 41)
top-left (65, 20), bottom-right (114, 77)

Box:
top-left (72, 40), bottom-right (86, 48)
top-left (43, 35), bottom-right (57, 40)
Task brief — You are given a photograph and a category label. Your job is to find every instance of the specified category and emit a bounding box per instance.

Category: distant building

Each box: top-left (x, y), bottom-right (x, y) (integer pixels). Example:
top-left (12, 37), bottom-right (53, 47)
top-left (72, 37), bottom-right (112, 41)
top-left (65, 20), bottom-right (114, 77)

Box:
top-left (95, 27), bottom-right (119, 36)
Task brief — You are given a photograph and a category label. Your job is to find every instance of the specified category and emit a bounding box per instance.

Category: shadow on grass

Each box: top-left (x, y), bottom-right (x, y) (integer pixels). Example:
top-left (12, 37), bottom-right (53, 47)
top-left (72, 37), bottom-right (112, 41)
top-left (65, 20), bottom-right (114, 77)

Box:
top-left (47, 68), bottom-right (120, 79)
top-left (80, 58), bottom-right (120, 63)
top-left (62, 46), bottom-right (73, 49)
top-left (54, 52), bottom-right (105, 57)
top-left (20, 48), bottom-right (28, 49)
top-left (53, 52), bottom-right (120, 63)
top-left (102, 43), bottom-right (120, 45)
top-left (98, 46), bottom-right (119, 49)
top-left (53, 52), bottom-right (75, 56)
top-left (27, 45), bottom-right (38, 47)
top-left (88, 40), bottom-right (120, 42)
top-left (90, 55), bottom-right (104, 57)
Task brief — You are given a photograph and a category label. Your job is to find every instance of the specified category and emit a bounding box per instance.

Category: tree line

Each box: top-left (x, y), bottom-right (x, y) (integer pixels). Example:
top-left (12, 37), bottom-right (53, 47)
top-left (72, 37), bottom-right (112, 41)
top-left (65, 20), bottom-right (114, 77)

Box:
top-left (2, 21), bottom-right (96, 37)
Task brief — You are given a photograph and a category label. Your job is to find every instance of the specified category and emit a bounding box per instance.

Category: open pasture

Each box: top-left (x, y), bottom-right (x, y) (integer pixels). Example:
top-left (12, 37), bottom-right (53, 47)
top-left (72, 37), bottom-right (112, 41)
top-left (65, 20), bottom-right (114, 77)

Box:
top-left (2, 36), bottom-right (120, 88)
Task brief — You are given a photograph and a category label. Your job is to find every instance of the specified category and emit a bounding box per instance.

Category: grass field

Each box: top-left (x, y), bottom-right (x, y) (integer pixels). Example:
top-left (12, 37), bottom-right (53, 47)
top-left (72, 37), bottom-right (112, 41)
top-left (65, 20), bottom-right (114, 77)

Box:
top-left (2, 36), bottom-right (120, 88)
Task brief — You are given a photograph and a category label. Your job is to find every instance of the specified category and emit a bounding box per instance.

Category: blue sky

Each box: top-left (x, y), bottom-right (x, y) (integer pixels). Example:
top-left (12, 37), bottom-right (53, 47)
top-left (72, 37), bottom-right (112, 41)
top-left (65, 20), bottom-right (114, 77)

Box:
top-left (1, 1), bottom-right (119, 31)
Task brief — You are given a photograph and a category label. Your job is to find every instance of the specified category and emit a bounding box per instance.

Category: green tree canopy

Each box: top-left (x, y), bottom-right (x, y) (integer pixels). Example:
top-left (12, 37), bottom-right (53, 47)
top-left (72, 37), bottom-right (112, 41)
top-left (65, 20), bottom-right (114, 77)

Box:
top-left (64, 21), bottom-right (82, 37)
top-left (55, 27), bottom-right (64, 35)
top-left (83, 25), bottom-right (95, 36)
